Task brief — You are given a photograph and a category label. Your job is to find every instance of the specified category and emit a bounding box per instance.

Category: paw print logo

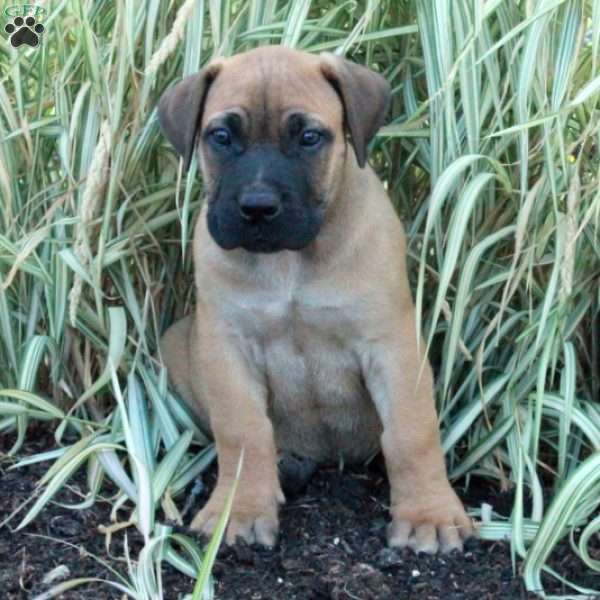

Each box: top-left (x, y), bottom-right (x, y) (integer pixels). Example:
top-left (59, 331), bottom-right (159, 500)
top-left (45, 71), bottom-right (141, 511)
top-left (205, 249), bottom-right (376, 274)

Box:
top-left (5, 16), bottom-right (44, 48)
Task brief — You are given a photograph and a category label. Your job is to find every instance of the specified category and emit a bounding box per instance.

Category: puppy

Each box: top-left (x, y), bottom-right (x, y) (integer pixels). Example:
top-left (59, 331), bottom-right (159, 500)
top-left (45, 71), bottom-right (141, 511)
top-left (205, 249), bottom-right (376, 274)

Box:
top-left (158, 46), bottom-right (472, 552)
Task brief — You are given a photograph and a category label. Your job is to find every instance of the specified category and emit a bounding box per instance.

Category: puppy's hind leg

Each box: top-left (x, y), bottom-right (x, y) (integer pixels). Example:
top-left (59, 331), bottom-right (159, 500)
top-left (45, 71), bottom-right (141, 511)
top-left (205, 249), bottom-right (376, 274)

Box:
top-left (159, 315), bottom-right (210, 432)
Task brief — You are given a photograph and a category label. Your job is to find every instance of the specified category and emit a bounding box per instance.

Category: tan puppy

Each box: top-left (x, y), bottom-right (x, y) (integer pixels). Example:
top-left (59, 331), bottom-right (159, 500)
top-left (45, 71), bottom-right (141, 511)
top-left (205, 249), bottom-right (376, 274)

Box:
top-left (157, 46), bottom-right (472, 553)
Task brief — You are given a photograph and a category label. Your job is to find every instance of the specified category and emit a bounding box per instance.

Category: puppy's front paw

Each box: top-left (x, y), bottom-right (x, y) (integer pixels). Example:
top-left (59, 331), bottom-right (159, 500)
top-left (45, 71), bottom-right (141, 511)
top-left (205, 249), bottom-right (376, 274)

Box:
top-left (190, 481), bottom-right (284, 547)
top-left (388, 486), bottom-right (473, 554)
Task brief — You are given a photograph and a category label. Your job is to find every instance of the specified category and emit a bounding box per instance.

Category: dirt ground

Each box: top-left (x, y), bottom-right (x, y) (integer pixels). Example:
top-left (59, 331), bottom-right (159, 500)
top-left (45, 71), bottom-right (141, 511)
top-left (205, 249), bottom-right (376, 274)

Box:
top-left (1, 428), bottom-right (598, 599)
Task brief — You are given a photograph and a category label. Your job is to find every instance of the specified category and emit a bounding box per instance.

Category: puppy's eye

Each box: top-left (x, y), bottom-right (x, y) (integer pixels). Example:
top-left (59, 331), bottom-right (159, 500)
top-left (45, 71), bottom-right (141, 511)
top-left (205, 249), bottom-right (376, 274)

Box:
top-left (300, 130), bottom-right (322, 147)
top-left (210, 128), bottom-right (231, 146)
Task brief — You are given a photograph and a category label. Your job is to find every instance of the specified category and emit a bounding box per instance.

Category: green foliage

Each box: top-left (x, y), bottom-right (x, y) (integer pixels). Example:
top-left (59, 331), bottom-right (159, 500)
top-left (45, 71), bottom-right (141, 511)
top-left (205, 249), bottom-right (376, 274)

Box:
top-left (0, 1), bottom-right (599, 598)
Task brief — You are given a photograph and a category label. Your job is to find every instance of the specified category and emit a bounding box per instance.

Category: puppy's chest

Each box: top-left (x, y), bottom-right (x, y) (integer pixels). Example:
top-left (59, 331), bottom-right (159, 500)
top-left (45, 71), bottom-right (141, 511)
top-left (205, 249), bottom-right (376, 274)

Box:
top-left (228, 287), bottom-right (365, 409)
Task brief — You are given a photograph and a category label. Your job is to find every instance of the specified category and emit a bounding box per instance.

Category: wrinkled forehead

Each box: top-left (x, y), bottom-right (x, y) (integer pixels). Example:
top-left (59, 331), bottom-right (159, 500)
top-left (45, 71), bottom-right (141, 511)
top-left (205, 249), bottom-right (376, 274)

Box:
top-left (202, 50), bottom-right (343, 133)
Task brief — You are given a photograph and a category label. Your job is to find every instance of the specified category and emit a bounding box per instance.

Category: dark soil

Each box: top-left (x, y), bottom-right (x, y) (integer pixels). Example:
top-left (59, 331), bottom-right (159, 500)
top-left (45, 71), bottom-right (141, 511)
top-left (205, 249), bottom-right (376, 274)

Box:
top-left (1, 428), bottom-right (599, 599)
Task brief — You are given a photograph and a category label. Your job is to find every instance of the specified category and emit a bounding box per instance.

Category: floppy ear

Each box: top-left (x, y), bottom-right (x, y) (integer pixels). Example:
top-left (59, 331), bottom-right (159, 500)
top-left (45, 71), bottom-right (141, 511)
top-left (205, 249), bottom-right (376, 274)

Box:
top-left (320, 53), bottom-right (391, 168)
top-left (157, 62), bottom-right (222, 171)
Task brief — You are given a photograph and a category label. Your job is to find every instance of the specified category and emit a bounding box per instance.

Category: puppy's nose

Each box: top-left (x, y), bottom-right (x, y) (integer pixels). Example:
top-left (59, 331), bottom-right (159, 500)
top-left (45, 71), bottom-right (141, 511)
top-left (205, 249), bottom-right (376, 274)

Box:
top-left (238, 191), bottom-right (282, 222)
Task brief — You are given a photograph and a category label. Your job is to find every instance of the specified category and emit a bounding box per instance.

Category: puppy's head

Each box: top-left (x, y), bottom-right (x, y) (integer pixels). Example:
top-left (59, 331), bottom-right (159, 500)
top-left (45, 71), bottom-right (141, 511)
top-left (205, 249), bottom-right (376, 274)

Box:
top-left (158, 46), bottom-right (390, 253)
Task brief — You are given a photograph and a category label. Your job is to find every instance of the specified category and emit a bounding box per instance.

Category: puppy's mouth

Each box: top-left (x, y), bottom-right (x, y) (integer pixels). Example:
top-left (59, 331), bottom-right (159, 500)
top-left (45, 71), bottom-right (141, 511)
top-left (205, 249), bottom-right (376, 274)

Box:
top-left (242, 230), bottom-right (283, 253)
top-left (244, 241), bottom-right (280, 253)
